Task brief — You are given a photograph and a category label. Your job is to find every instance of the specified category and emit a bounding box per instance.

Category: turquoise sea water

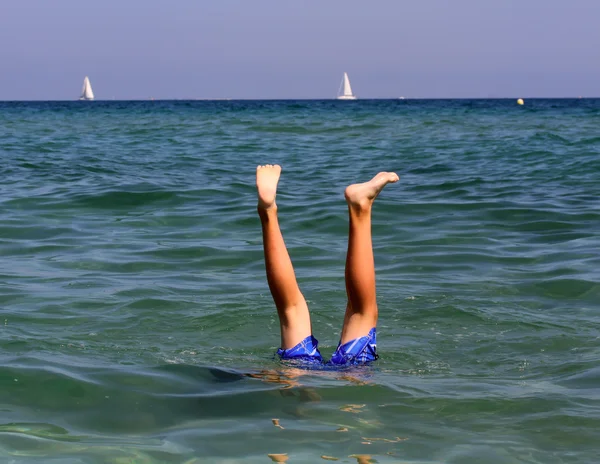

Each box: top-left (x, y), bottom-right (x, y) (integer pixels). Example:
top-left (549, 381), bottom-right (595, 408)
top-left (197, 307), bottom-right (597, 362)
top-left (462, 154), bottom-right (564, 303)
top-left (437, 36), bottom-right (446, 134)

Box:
top-left (0, 99), bottom-right (599, 463)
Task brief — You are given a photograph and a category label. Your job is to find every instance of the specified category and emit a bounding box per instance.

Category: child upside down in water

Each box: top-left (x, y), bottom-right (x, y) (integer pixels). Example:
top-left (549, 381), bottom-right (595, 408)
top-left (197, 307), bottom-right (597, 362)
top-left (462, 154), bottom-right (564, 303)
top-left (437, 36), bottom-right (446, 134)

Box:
top-left (256, 165), bottom-right (399, 366)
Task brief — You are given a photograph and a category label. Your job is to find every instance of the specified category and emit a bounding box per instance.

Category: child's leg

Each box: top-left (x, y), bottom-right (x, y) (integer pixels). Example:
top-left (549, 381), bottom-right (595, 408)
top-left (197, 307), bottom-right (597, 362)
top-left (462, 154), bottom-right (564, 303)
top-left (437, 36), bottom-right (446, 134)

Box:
top-left (340, 172), bottom-right (399, 344)
top-left (256, 165), bottom-right (312, 349)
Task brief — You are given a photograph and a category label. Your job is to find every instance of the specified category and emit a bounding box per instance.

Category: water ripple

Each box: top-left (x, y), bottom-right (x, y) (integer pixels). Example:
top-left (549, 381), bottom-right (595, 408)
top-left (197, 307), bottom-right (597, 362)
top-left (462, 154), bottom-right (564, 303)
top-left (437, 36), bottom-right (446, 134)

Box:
top-left (0, 99), bottom-right (599, 463)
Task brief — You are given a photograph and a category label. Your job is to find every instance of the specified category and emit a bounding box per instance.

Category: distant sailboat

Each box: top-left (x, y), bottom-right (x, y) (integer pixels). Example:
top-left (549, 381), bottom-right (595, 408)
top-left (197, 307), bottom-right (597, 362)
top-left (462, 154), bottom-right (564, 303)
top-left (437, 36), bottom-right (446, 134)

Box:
top-left (337, 72), bottom-right (357, 100)
top-left (79, 76), bottom-right (95, 101)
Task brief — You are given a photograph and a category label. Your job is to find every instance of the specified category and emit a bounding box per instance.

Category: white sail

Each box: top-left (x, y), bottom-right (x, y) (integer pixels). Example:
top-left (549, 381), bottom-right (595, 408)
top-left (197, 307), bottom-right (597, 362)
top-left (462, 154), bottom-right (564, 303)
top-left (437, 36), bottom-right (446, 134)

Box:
top-left (337, 72), bottom-right (357, 100)
top-left (343, 73), bottom-right (353, 96)
top-left (80, 76), bottom-right (95, 101)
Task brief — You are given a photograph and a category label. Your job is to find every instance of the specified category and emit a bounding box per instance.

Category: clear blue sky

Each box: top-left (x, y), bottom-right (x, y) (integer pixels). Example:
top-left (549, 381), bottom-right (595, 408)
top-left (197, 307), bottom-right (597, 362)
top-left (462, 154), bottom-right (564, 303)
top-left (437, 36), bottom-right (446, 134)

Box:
top-left (1, 0), bottom-right (598, 100)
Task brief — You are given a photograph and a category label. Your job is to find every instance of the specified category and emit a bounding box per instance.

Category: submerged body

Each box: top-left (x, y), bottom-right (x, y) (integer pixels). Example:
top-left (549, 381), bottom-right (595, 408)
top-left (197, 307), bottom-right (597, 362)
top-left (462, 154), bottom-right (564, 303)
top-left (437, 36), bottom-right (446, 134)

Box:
top-left (256, 165), bottom-right (398, 366)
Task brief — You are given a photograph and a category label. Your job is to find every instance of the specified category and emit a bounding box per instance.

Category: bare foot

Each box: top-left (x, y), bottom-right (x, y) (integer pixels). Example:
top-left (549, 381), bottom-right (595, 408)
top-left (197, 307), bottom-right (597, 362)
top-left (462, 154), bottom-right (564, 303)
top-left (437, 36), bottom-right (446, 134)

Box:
top-left (256, 164), bottom-right (282, 210)
top-left (344, 171), bottom-right (399, 211)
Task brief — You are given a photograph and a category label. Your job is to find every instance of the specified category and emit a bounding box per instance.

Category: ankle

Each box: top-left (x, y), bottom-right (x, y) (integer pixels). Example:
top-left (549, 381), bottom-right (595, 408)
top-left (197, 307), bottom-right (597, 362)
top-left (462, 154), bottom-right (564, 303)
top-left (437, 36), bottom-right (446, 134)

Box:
top-left (347, 199), bottom-right (372, 216)
top-left (258, 204), bottom-right (278, 218)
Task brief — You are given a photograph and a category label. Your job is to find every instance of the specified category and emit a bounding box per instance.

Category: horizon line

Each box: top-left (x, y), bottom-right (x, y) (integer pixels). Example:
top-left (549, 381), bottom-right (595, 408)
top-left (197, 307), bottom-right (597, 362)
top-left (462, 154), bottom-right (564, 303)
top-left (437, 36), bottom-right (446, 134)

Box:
top-left (0, 96), bottom-right (597, 102)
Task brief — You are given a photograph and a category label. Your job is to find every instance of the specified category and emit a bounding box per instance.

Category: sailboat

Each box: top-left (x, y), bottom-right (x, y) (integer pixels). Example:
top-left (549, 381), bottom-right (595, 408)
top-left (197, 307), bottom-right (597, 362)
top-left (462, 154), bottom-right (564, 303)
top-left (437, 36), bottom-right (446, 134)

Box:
top-left (79, 76), bottom-right (95, 101)
top-left (337, 72), bottom-right (357, 100)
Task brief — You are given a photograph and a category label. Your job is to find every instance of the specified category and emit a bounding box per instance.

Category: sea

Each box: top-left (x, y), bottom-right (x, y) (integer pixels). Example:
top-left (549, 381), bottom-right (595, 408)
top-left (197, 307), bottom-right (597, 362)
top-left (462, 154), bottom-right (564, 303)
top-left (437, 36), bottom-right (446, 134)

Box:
top-left (0, 99), bottom-right (599, 463)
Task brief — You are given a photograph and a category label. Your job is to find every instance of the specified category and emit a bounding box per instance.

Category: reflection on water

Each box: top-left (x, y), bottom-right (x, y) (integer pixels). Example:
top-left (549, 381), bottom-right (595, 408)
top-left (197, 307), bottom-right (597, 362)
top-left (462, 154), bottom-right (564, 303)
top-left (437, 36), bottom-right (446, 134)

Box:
top-left (268, 453), bottom-right (289, 462)
top-left (1, 99), bottom-right (599, 462)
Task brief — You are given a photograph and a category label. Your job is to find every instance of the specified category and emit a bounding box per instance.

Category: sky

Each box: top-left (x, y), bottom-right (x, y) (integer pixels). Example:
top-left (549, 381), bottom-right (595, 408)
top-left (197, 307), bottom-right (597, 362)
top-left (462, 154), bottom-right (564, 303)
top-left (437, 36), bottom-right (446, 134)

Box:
top-left (0, 0), bottom-right (598, 100)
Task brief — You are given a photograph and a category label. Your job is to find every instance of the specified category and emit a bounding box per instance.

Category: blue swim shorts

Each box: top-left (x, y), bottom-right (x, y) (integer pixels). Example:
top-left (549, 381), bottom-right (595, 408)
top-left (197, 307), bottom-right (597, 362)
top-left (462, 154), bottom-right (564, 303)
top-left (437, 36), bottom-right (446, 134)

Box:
top-left (276, 328), bottom-right (378, 366)
top-left (329, 328), bottom-right (378, 365)
top-left (276, 335), bottom-right (324, 364)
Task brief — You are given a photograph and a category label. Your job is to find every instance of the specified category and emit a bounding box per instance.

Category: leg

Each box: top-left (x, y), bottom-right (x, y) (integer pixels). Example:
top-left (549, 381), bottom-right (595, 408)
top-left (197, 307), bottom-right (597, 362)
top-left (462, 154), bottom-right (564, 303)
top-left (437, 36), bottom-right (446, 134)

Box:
top-left (340, 172), bottom-right (399, 344)
top-left (256, 164), bottom-right (312, 349)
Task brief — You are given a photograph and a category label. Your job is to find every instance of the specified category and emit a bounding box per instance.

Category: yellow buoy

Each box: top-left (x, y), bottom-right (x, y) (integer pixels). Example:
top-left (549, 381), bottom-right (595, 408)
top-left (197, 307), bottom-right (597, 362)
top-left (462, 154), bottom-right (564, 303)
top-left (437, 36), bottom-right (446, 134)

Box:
top-left (517, 98), bottom-right (524, 105)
